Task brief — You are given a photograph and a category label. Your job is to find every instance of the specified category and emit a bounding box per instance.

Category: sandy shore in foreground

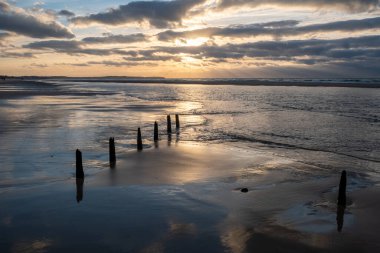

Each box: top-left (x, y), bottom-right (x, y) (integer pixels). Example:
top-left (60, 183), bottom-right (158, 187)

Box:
top-left (1, 141), bottom-right (379, 253)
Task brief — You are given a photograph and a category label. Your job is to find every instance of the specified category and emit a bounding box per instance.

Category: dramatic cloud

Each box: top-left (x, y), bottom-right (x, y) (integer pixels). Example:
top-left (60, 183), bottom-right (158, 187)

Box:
top-left (157, 17), bottom-right (380, 41)
top-left (123, 55), bottom-right (182, 62)
top-left (157, 20), bottom-right (298, 41)
top-left (0, 1), bottom-right (74, 38)
top-left (23, 40), bottom-right (135, 56)
top-left (131, 35), bottom-right (380, 64)
top-left (24, 34), bottom-right (380, 66)
top-left (56, 63), bottom-right (90, 67)
top-left (216, 0), bottom-right (380, 12)
top-left (0, 31), bottom-right (11, 40)
top-left (56, 61), bottom-right (144, 67)
top-left (0, 31), bottom-right (13, 47)
top-left (72, 0), bottom-right (206, 28)
top-left (71, 0), bottom-right (379, 29)
top-left (82, 33), bottom-right (149, 44)
top-left (29, 63), bottom-right (48, 68)
top-left (0, 51), bottom-right (35, 58)
top-left (2, 0), bottom-right (379, 77)
top-left (86, 60), bottom-right (152, 67)
top-left (58, 10), bottom-right (75, 17)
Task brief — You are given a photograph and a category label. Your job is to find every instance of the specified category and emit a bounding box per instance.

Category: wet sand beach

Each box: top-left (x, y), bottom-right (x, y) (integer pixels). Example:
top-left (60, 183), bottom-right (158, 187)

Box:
top-left (1, 142), bottom-right (380, 253)
top-left (1, 79), bottom-right (379, 252)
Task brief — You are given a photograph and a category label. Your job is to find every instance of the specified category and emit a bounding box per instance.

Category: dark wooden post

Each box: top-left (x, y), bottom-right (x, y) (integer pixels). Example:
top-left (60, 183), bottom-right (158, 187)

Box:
top-left (76, 178), bottom-right (84, 203)
top-left (137, 128), bottom-right (143, 151)
top-left (338, 170), bottom-right (346, 206)
top-left (154, 121), bottom-right (159, 142)
top-left (336, 205), bottom-right (345, 232)
top-left (109, 137), bottom-right (116, 166)
top-left (76, 149), bottom-right (84, 179)
top-left (167, 115), bottom-right (172, 133)
top-left (175, 114), bottom-right (180, 129)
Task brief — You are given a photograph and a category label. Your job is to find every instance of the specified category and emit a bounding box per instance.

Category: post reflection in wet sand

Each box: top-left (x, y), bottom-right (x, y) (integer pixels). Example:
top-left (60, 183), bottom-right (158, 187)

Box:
top-left (336, 205), bottom-right (345, 232)
top-left (91, 142), bottom-right (267, 187)
top-left (76, 178), bottom-right (84, 203)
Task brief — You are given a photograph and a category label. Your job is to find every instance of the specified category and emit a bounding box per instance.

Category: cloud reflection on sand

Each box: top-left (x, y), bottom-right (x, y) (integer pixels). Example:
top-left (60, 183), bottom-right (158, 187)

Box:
top-left (12, 239), bottom-right (53, 253)
top-left (221, 225), bottom-right (252, 253)
top-left (90, 142), bottom-right (272, 186)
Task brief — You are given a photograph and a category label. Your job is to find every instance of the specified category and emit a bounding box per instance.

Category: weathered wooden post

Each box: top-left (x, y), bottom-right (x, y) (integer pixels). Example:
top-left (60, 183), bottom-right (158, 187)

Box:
top-left (336, 205), bottom-right (344, 232)
top-left (336, 170), bottom-right (347, 232)
top-left (338, 170), bottom-right (346, 206)
top-left (137, 127), bottom-right (143, 151)
top-left (76, 178), bottom-right (84, 203)
top-left (154, 121), bottom-right (159, 142)
top-left (76, 149), bottom-right (84, 179)
top-left (167, 115), bottom-right (172, 133)
top-left (109, 137), bottom-right (116, 166)
top-left (175, 114), bottom-right (180, 129)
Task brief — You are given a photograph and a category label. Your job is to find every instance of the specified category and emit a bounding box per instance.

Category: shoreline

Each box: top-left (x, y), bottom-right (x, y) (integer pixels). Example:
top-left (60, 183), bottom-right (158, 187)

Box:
top-left (2, 78), bottom-right (380, 88)
top-left (49, 78), bottom-right (380, 88)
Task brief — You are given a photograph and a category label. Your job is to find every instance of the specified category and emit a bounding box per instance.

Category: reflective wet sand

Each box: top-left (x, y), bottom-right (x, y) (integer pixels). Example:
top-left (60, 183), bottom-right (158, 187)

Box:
top-left (1, 80), bottom-right (380, 252)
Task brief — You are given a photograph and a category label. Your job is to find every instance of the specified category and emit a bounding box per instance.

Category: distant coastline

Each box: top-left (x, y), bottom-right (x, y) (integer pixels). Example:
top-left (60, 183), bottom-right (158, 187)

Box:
top-left (2, 76), bottom-right (380, 88)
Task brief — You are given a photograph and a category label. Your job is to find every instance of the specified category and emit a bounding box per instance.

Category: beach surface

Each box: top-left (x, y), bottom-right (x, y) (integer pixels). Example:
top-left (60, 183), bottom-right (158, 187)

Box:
top-left (1, 79), bottom-right (379, 252)
top-left (1, 142), bottom-right (380, 253)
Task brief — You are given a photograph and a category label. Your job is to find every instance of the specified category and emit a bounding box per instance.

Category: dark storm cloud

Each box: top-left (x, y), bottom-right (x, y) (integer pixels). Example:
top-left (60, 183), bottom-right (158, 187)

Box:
top-left (72, 0), bottom-right (206, 28)
top-left (23, 40), bottom-right (135, 56)
top-left (82, 33), bottom-right (149, 44)
top-left (0, 32), bottom-right (11, 40)
top-left (23, 34), bottom-right (380, 67)
top-left (0, 51), bottom-right (35, 58)
top-left (157, 17), bottom-right (380, 41)
top-left (157, 20), bottom-right (299, 41)
top-left (70, 0), bottom-right (378, 29)
top-left (296, 16), bottom-right (380, 33)
top-left (23, 39), bottom-right (93, 56)
top-left (132, 35), bottom-right (380, 64)
top-left (25, 40), bottom-right (81, 51)
top-left (216, 0), bottom-right (380, 12)
top-left (56, 61), bottom-right (151, 67)
top-left (58, 10), bottom-right (75, 17)
top-left (0, 1), bottom-right (74, 38)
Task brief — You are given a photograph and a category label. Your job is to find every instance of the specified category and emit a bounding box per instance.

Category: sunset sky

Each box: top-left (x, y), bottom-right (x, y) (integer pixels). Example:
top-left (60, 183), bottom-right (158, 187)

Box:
top-left (1, 0), bottom-right (380, 78)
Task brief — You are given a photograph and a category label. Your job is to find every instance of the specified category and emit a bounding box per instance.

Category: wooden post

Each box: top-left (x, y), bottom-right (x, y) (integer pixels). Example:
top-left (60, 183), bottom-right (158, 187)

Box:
top-left (76, 149), bottom-right (84, 179)
top-left (336, 204), bottom-right (345, 232)
top-left (154, 121), bottom-right (159, 142)
top-left (109, 137), bottom-right (116, 166)
top-left (338, 170), bottom-right (346, 206)
top-left (175, 114), bottom-right (180, 129)
top-left (137, 127), bottom-right (143, 151)
top-left (76, 178), bottom-right (84, 203)
top-left (167, 115), bottom-right (172, 133)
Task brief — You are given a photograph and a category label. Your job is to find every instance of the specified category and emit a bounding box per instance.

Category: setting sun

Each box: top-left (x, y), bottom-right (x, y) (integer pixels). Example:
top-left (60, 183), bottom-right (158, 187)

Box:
top-left (175, 37), bottom-right (210, 47)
